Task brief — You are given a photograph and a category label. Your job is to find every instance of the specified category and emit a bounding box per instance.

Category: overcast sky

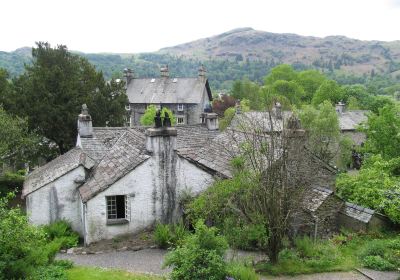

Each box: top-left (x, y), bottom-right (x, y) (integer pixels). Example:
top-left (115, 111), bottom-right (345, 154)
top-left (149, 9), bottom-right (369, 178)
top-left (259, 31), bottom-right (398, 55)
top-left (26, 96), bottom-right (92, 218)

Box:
top-left (1, 0), bottom-right (399, 53)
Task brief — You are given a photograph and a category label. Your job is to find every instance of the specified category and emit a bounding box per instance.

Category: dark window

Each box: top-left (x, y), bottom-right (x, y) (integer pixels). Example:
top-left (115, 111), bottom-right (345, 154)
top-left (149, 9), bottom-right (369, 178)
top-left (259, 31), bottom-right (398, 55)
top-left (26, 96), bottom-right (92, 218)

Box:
top-left (106, 195), bottom-right (127, 220)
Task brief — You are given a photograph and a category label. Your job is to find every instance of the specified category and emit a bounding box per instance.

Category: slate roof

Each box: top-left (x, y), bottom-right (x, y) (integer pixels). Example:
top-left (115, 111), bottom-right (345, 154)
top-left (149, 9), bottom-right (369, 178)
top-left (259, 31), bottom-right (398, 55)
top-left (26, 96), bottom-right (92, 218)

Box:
top-left (233, 110), bottom-right (368, 132)
top-left (79, 131), bottom-right (150, 202)
top-left (126, 77), bottom-right (212, 104)
top-left (341, 202), bottom-right (375, 223)
top-left (22, 147), bottom-right (95, 198)
top-left (304, 186), bottom-right (334, 212)
top-left (338, 111), bottom-right (368, 131)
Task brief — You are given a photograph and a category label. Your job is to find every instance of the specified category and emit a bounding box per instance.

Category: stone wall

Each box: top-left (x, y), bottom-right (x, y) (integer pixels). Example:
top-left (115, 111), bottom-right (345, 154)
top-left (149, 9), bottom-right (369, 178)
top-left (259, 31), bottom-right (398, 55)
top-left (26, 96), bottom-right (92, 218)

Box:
top-left (25, 166), bottom-right (85, 235)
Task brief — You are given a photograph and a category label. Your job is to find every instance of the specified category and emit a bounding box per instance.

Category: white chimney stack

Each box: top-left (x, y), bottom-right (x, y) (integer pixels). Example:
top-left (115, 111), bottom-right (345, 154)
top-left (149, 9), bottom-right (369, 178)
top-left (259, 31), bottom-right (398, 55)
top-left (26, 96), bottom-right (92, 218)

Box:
top-left (78, 104), bottom-right (93, 138)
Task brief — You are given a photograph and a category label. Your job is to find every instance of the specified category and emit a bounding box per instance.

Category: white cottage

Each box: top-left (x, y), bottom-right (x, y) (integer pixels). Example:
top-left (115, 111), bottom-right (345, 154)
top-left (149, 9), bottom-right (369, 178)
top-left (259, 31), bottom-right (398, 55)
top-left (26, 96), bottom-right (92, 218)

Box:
top-left (23, 106), bottom-right (221, 244)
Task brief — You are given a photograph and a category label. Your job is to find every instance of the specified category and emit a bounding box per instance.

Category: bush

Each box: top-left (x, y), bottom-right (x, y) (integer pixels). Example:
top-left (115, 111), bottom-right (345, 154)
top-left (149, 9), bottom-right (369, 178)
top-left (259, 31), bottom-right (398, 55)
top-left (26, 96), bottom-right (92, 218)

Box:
top-left (164, 220), bottom-right (228, 280)
top-left (223, 219), bottom-right (267, 250)
top-left (0, 170), bottom-right (25, 194)
top-left (154, 223), bottom-right (172, 249)
top-left (226, 262), bottom-right (259, 280)
top-left (0, 193), bottom-right (56, 279)
top-left (362, 256), bottom-right (395, 271)
top-left (42, 220), bottom-right (79, 249)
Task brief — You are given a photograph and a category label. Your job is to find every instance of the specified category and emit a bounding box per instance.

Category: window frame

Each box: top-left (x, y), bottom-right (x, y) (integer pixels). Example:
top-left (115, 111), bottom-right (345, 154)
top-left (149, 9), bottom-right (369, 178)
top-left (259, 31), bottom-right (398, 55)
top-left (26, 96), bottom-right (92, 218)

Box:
top-left (177, 104), bottom-right (184, 111)
top-left (106, 195), bottom-right (129, 225)
top-left (177, 117), bottom-right (184, 125)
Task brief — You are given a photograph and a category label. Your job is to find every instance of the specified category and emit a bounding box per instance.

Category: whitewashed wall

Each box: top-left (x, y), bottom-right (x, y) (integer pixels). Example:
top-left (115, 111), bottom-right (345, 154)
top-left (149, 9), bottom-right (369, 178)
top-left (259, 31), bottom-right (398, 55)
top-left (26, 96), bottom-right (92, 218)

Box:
top-left (84, 156), bottom-right (214, 244)
top-left (25, 166), bottom-right (85, 235)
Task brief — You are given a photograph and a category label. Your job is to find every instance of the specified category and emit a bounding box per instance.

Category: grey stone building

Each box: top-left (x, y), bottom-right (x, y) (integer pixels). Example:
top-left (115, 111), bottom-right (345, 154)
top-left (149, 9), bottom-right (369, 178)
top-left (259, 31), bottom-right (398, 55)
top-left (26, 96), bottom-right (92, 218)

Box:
top-left (124, 65), bottom-right (213, 126)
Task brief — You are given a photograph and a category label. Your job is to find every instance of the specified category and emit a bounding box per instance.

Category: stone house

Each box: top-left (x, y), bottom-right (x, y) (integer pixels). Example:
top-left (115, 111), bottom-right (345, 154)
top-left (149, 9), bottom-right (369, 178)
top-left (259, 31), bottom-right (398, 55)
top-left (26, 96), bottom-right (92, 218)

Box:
top-left (22, 105), bottom-right (377, 245)
top-left (124, 65), bottom-right (212, 126)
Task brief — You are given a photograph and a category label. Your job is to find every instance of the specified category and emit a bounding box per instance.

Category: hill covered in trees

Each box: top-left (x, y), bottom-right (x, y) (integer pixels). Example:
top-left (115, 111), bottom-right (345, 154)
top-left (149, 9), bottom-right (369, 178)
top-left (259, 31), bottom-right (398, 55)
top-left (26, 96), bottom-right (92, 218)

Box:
top-left (1, 28), bottom-right (400, 92)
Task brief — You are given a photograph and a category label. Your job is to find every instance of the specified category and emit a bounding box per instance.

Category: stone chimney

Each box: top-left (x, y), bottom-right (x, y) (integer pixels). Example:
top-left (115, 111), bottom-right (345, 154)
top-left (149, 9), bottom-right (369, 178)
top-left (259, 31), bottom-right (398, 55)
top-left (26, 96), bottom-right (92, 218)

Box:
top-left (335, 101), bottom-right (345, 115)
top-left (205, 113), bottom-right (219, 130)
top-left (123, 68), bottom-right (134, 86)
top-left (198, 64), bottom-right (207, 82)
top-left (145, 112), bottom-right (177, 224)
top-left (160, 65), bottom-right (169, 78)
top-left (78, 104), bottom-right (93, 138)
top-left (274, 102), bottom-right (282, 119)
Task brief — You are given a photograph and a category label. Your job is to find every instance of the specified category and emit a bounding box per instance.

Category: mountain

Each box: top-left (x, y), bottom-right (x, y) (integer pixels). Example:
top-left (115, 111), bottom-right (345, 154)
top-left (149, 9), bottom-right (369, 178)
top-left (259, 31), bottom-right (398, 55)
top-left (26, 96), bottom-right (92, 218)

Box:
top-left (1, 28), bottom-right (400, 90)
top-left (159, 27), bottom-right (400, 77)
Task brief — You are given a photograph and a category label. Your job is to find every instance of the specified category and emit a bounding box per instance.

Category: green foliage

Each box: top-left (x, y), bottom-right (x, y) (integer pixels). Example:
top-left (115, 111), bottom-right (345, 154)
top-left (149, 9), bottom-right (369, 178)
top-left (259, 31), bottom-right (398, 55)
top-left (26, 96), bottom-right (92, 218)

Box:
top-left (336, 155), bottom-right (400, 223)
top-left (295, 70), bottom-right (327, 103)
top-left (299, 101), bottom-right (340, 162)
top-left (164, 220), bottom-right (228, 280)
top-left (361, 104), bottom-right (400, 159)
top-left (362, 256), bottom-right (395, 271)
top-left (226, 262), bottom-right (259, 280)
top-left (337, 136), bottom-right (355, 169)
top-left (231, 79), bottom-right (262, 110)
top-left (312, 80), bottom-right (343, 106)
top-left (0, 170), bottom-right (25, 194)
top-left (219, 107), bottom-right (236, 131)
top-left (0, 107), bottom-right (39, 165)
top-left (270, 80), bottom-right (304, 106)
top-left (67, 266), bottom-right (163, 280)
top-left (29, 263), bottom-right (68, 280)
top-left (264, 64), bottom-right (298, 85)
top-left (153, 221), bottom-right (189, 249)
top-left (0, 193), bottom-right (65, 279)
top-left (140, 105), bottom-right (176, 126)
top-left (154, 223), bottom-right (172, 249)
top-left (3, 42), bottom-right (127, 154)
top-left (223, 218), bottom-right (267, 250)
top-left (42, 220), bottom-right (79, 249)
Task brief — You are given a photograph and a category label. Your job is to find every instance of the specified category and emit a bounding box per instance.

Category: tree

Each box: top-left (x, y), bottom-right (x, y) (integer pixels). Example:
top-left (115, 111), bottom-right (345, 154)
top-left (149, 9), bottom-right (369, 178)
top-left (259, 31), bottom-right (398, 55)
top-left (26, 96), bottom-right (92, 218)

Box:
top-left (212, 95), bottom-right (236, 117)
top-left (312, 80), bottom-right (343, 106)
top-left (140, 105), bottom-right (176, 126)
top-left (361, 104), bottom-right (400, 159)
top-left (299, 101), bottom-right (340, 163)
top-left (4, 42), bottom-right (127, 154)
top-left (264, 64), bottom-right (298, 85)
top-left (214, 114), bottom-right (315, 263)
top-left (0, 107), bottom-right (39, 165)
top-left (270, 80), bottom-right (304, 106)
top-left (230, 79), bottom-right (261, 110)
top-left (295, 70), bottom-right (326, 103)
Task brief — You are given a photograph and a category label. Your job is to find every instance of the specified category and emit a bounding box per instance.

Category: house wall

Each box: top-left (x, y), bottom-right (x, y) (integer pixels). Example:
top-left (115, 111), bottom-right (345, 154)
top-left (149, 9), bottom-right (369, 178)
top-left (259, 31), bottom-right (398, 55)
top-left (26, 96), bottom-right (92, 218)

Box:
top-left (338, 212), bottom-right (368, 232)
top-left (129, 103), bottom-right (205, 126)
top-left (315, 196), bottom-right (344, 238)
top-left (84, 156), bottom-right (214, 244)
top-left (342, 131), bottom-right (366, 146)
top-left (25, 166), bottom-right (85, 235)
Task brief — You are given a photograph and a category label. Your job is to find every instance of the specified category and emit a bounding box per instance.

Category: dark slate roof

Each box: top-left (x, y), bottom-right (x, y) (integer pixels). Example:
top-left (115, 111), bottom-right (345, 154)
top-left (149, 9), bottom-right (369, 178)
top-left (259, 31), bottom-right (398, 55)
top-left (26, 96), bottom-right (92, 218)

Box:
top-left (79, 131), bottom-right (150, 202)
top-left (304, 186), bottom-right (334, 212)
top-left (126, 77), bottom-right (212, 104)
top-left (341, 202), bottom-right (375, 223)
top-left (22, 147), bottom-right (95, 198)
top-left (79, 127), bottom-right (128, 160)
top-left (338, 111), bottom-right (368, 131)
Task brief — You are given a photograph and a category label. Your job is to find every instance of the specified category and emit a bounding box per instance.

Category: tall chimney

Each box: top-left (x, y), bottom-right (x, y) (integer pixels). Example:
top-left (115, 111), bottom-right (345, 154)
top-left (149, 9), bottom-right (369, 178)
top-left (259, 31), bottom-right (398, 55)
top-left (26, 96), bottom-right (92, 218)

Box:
top-left (145, 114), bottom-right (177, 224)
top-left (335, 101), bottom-right (345, 115)
top-left (160, 65), bottom-right (169, 78)
top-left (274, 102), bottom-right (282, 120)
top-left (78, 104), bottom-right (93, 138)
top-left (198, 64), bottom-right (207, 82)
top-left (205, 113), bottom-right (219, 130)
top-left (124, 68), bottom-right (134, 87)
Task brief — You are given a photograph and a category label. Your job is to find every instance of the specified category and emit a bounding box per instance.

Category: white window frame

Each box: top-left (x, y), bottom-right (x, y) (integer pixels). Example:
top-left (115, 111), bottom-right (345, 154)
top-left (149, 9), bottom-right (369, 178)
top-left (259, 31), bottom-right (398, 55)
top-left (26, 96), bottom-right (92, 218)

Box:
top-left (177, 117), bottom-right (184, 125)
top-left (106, 195), bottom-right (129, 224)
top-left (177, 104), bottom-right (184, 111)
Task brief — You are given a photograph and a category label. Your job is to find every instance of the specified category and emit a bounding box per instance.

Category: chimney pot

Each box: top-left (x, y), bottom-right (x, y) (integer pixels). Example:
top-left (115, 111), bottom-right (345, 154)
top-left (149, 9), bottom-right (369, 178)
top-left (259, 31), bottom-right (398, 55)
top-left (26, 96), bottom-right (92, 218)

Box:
top-left (78, 104), bottom-right (93, 138)
top-left (160, 65), bottom-right (169, 78)
top-left (335, 101), bottom-right (345, 115)
top-left (198, 64), bottom-right (207, 81)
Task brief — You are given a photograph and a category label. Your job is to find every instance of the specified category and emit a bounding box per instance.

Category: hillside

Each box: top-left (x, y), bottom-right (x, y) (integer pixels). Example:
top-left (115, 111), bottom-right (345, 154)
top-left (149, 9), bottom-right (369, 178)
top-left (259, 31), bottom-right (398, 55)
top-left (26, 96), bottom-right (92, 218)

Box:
top-left (1, 28), bottom-right (400, 90)
top-left (159, 27), bottom-right (400, 76)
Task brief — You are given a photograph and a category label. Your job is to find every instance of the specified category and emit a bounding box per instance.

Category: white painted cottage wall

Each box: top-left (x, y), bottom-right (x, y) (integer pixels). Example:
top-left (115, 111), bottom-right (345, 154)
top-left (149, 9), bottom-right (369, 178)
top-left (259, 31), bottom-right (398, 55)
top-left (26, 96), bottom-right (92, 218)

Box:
top-left (84, 156), bottom-right (214, 244)
top-left (25, 166), bottom-right (85, 235)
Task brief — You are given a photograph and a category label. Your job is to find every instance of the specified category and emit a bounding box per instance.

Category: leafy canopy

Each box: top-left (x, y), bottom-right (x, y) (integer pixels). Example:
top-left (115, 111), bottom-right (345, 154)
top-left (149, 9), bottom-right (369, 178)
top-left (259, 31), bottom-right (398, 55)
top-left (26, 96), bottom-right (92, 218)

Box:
top-left (140, 105), bottom-right (176, 126)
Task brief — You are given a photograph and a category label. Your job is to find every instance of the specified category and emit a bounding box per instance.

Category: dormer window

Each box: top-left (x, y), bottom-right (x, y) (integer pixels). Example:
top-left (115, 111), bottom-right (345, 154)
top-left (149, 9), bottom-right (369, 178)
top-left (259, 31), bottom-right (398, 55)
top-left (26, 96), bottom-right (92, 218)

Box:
top-left (177, 104), bottom-right (184, 111)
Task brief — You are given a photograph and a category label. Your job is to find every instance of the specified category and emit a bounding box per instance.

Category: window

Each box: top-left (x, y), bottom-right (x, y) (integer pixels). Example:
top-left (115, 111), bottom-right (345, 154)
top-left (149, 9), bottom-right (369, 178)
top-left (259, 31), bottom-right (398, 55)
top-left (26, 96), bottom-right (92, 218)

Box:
top-left (177, 117), bottom-right (184, 125)
top-left (106, 195), bottom-right (129, 224)
top-left (125, 104), bottom-right (131, 111)
top-left (177, 104), bottom-right (184, 111)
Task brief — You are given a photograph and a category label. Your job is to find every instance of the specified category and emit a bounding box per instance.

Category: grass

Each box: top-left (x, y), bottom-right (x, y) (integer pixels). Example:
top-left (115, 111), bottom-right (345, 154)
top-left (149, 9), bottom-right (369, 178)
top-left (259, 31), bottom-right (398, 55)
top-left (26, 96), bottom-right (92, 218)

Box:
top-left (67, 267), bottom-right (164, 280)
top-left (256, 231), bottom-right (400, 276)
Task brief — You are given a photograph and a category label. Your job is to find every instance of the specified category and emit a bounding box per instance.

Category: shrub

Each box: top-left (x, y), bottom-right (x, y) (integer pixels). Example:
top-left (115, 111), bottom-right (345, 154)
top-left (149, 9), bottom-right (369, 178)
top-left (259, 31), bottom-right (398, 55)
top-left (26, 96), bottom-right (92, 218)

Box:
top-left (226, 262), bottom-right (259, 280)
top-left (0, 170), bottom-right (25, 194)
top-left (154, 223), bottom-right (172, 249)
top-left (362, 256), bottom-right (395, 271)
top-left (0, 193), bottom-right (55, 279)
top-left (359, 240), bottom-right (387, 259)
top-left (223, 219), bottom-right (267, 250)
top-left (42, 220), bottom-right (79, 249)
top-left (164, 220), bottom-right (228, 280)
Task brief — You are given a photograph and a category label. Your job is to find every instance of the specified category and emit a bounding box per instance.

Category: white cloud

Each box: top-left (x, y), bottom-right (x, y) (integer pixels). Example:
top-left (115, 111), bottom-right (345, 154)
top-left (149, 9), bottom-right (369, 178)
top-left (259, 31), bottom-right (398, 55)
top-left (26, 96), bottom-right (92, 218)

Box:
top-left (0, 0), bottom-right (399, 53)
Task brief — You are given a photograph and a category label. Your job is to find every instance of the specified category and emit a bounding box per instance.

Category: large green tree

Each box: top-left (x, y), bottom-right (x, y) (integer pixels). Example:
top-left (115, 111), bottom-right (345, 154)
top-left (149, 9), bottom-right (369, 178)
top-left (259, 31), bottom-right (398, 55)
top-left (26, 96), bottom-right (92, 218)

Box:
top-left (5, 42), bottom-right (127, 154)
top-left (311, 80), bottom-right (343, 106)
